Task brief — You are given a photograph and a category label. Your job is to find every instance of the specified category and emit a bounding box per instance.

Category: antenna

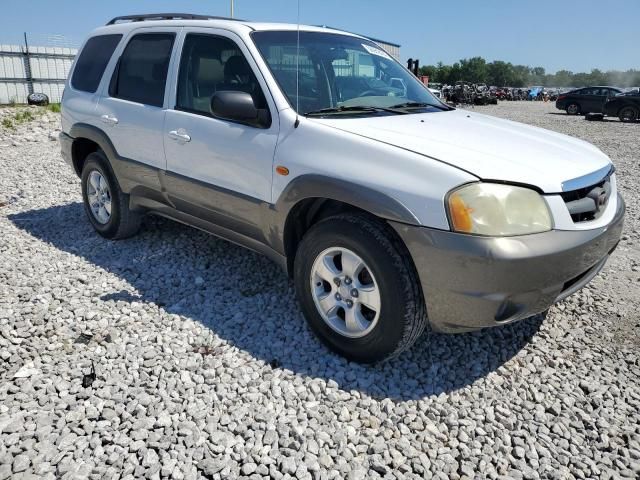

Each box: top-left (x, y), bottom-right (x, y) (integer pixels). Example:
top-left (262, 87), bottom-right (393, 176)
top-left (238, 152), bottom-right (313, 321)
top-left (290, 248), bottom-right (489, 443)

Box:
top-left (294, 0), bottom-right (300, 128)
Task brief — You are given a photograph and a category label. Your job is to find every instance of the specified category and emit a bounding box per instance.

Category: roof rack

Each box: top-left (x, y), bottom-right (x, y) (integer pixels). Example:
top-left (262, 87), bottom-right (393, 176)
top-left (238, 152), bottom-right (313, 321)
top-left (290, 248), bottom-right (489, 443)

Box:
top-left (106, 13), bottom-right (242, 26)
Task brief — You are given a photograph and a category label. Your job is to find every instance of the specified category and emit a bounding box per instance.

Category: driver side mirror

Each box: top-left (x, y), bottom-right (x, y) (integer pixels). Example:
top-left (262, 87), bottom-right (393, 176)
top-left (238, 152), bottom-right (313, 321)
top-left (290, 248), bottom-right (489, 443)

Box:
top-left (211, 91), bottom-right (270, 128)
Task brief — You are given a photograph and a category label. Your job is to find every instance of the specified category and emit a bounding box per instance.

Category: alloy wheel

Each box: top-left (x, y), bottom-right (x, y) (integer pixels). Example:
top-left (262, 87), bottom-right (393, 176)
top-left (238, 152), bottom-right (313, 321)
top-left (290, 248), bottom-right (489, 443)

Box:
top-left (567, 104), bottom-right (579, 115)
top-left (86, 170), bottom-right (112, 224)
top-left (620, 107), bottom-right (637, 122)
top-left (309, 247), bottom-right (381, 338)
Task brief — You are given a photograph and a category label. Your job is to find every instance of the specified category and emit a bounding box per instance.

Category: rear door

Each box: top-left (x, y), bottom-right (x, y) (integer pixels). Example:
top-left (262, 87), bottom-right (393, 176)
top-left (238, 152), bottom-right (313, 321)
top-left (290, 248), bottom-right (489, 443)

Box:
top-left (63, 34), bottom-right (123, 132)
top-left (96, 28), bottom-right (180, 170)
top-left (163, 28), bottom-right (279, 239)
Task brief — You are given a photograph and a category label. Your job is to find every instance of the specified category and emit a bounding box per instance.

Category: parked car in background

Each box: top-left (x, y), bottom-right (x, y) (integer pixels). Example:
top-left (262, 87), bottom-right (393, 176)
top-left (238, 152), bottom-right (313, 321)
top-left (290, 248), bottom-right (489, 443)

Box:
top-left (428, 87), bottom-right (441, 98)
top-left (604, 90), bottom-right (640, 122)
top-left (528, 86), bottom-right (543, 100)
top-left (556, 86), bottom-right (623, 115)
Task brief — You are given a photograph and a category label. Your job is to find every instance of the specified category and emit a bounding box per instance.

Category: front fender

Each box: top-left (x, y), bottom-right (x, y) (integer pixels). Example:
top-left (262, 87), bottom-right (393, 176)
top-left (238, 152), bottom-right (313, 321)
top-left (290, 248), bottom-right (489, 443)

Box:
top-left (274, 174), bottom-right (420, 224)
top-left (267, 174), bottom-right (421, 255)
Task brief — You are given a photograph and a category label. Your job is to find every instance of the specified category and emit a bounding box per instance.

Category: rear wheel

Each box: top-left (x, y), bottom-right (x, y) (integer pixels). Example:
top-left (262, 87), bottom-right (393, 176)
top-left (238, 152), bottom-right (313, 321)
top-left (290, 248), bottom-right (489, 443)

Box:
top-left (566, 103), bottom-right (580, 115)
top-left (294, 213), bottom-right (427, 363)
top-left (619, 106), bottom-right (638, 123)
top-left (81, 151), bottom-right (141, 239)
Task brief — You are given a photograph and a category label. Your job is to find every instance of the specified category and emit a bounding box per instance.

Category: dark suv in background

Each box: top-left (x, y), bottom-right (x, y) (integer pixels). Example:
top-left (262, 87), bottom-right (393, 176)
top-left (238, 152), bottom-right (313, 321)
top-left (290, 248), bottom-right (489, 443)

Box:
top-left (556, 86), bottom-right (622, 115)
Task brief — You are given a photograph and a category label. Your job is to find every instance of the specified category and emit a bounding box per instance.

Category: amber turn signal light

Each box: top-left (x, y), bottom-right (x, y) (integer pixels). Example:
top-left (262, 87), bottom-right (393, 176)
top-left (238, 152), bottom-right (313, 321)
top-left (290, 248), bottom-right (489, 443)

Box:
top-left (449, 193), bottom-right (473, 232)
top-left (276, 165), bottom-right (289, 176)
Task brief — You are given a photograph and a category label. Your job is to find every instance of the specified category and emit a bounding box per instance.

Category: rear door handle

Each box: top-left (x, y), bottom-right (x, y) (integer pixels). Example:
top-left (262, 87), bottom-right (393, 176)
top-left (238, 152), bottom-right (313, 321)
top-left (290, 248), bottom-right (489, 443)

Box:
top-left (168, 129), bottom-right (191, 143)
top-left (100, 114), bottom-right (118, 125)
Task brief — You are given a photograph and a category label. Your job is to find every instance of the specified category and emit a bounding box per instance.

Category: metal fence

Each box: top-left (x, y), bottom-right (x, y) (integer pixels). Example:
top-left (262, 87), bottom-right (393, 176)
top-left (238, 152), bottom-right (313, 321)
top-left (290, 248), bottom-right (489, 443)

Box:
top-left (0, 34), bottom-right (78, 104)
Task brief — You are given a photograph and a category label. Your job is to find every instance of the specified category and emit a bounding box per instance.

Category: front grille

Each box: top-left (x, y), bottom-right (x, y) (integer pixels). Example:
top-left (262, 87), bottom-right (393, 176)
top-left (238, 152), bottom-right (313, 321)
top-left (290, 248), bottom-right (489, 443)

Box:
top-left (560, 174), bottom-right (612, 223)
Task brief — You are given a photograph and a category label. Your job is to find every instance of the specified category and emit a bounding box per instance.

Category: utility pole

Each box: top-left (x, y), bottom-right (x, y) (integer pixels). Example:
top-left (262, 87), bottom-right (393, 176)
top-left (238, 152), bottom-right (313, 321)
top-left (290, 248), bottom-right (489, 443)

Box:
top-left (230, 0), bottom-right (234, 18)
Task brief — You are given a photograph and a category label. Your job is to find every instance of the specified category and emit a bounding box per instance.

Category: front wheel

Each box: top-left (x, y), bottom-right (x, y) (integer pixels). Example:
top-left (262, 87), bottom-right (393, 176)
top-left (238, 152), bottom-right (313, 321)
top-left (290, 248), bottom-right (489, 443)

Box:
top-left (566, 103), bottom-right (580, 115)
top-left (294, 214), bottom-right (427, 363)
top-left (619, 106), bottom-right (638, 123)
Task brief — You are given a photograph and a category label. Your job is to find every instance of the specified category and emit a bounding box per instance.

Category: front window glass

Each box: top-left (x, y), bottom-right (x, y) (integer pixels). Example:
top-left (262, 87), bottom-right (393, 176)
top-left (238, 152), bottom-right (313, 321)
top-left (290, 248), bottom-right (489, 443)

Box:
top-left (252, 31), bottom-right (445, 116)
top-left (176, 33), bottom-right (267, 116)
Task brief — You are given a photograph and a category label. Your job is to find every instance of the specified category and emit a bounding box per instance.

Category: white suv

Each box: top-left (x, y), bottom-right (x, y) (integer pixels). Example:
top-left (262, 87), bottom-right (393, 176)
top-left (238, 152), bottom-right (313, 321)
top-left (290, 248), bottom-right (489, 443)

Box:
top-left (60, 14), bottom-right (624, 363)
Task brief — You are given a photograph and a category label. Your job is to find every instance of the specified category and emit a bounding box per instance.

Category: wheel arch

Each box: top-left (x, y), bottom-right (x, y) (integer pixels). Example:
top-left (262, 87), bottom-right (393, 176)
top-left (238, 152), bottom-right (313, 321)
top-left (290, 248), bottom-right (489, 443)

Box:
top-left (618, 103), bottom-right (639, 118)
top-left (275, 175), bottom-right (421, 275)
top-left (68, 123), bottom-right (120, 175)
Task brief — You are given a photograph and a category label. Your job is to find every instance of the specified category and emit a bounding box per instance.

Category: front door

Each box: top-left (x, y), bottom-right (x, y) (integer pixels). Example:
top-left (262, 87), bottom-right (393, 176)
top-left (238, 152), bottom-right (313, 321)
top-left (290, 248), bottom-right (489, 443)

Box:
top-left (163, 29), bottom-right (279, 240)
top-left (581, 87), bottom-right (608, 113)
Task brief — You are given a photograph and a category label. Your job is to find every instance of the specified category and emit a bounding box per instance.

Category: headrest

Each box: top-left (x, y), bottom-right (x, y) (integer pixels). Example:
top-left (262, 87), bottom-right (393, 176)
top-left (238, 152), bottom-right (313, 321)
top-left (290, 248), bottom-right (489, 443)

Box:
top-left (224, 56), bottom-right (252, 80)
top-left (197, 58), bottom-right (223, 84)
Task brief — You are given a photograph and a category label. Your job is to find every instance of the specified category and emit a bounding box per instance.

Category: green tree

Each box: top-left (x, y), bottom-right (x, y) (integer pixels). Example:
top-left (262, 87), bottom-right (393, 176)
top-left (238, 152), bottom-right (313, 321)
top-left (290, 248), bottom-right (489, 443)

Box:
top-left (487, 61), bottom-right (514, 87)
top-left (435, 62), bottom-right (451, 84)
top-left (419, 64), bottom-right (437, 79)
top-left (459, 57), bottom-right (488, 83)
top-left (418, 58), bottom-right (639, 88)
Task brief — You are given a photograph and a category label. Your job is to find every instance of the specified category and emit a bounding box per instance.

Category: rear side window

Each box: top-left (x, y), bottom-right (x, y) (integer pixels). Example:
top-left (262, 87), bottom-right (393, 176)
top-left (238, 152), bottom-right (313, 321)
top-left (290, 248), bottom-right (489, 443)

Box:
top-left (71, 34), bottom-right (122, 93)
top-left (110, 33), bottom-right (175, 107)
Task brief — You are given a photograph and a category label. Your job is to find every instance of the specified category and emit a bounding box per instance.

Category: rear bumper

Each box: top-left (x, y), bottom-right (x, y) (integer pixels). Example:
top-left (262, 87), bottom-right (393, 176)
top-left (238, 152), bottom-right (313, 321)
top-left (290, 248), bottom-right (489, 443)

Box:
top-left (392, 194), bottom-right (625, 333)
top-left (59, 132), bottom-right (74, 171)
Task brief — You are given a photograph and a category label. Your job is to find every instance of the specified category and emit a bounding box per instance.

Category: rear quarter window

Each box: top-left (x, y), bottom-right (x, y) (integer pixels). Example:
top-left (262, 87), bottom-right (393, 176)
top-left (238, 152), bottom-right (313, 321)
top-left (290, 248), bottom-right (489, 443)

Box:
top-left (71, 34), bottom-right (122, 93)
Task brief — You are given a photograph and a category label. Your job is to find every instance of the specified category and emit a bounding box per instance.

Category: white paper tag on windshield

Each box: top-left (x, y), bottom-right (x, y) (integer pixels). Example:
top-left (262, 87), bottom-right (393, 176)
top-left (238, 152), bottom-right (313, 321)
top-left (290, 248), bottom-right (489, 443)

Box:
top-left (362, 43), bottom-right (392, 60)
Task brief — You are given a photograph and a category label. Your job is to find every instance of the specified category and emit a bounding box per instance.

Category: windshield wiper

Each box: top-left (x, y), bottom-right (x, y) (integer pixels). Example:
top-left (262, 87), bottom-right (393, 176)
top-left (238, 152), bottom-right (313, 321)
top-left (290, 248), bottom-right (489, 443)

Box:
top-left (304, 105), bottom-right (408, 116)
top-left (390, 102), bottom-right (453, 111)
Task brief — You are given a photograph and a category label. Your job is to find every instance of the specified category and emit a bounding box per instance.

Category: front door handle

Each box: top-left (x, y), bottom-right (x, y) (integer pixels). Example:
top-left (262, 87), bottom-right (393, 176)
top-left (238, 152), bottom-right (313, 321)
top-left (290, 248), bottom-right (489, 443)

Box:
top-left (100, 114), bottom-right (118, 125)
top-left (168, 129), bottom-right (191, 143)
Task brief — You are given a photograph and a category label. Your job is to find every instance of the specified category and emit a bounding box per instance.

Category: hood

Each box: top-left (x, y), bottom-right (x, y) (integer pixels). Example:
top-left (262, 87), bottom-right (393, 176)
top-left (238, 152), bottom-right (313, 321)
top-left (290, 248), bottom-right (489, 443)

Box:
top-left (311, 109), bottom-right (611, 193)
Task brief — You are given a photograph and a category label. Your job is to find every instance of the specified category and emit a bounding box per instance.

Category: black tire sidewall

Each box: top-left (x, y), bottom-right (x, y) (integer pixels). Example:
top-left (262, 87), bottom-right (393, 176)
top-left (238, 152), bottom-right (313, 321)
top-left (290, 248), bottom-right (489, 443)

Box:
top-left (567, 103), bottom-right (580, 115)
top-left (619, 106), bottom-right (637, 122)
top-left (80, 152), bottom-right (124, 238)
top-left (27, 93), bottom-right (49, 106)
top-left (294, 216), bottom-right (413, 363)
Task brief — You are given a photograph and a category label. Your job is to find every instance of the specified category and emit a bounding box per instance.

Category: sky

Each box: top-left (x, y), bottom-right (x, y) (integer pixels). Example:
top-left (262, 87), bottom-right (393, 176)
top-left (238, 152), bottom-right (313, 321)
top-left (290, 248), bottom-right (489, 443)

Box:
top-left (2, 0), bottom-right (638, 73)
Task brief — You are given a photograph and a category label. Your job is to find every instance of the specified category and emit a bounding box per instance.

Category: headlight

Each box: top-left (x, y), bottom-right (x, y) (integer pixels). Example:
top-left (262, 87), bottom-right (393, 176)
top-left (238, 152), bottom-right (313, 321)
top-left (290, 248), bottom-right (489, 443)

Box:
top-left (447, 183), bottom-right (552, 236)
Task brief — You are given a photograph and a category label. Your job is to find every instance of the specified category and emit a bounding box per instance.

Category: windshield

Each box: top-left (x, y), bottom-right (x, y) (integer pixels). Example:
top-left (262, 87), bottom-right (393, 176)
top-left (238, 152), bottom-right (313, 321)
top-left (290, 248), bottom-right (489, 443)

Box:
top-left (252, 30), bottom-right (445, 116)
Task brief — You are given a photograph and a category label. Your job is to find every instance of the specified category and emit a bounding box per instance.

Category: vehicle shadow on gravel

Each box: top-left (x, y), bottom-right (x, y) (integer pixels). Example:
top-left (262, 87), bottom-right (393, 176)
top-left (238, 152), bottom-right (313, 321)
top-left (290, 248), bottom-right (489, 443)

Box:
top-left (9, 202), bottom-right (544, 401)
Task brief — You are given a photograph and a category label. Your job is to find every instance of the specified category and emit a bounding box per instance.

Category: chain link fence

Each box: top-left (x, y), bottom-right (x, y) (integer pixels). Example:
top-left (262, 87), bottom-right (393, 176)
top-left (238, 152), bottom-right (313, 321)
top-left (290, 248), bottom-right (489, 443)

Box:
top-left (0, 33), bottom-right (79, 104)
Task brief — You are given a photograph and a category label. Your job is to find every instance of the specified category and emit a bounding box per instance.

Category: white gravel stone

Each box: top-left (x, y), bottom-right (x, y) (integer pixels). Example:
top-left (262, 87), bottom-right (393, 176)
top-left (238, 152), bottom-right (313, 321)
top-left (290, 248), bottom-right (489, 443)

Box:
top-left (0, 102), bottom-right (638, 479)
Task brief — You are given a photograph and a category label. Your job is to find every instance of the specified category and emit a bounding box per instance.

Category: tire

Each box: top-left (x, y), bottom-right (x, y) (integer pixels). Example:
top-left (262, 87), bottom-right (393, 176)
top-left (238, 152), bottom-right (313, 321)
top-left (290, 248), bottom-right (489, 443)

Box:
top-left (27, 93), bottom-right (49, 106)
top-left (566, 103), bottom-right (580, 115)
top-left (294, 213), bottom-right (428, 363)
top-left (619, 106), bottom-right (638, 123)
top-left (585, 113), bottom-right (604, 121)
top-left (81, 151), bottom-right (141, 239)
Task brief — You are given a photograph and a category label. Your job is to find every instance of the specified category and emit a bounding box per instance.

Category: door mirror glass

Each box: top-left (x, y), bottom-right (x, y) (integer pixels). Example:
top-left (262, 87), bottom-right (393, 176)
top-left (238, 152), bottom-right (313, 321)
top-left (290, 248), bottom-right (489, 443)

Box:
top-left (211, 91), bottom-right (269, 127)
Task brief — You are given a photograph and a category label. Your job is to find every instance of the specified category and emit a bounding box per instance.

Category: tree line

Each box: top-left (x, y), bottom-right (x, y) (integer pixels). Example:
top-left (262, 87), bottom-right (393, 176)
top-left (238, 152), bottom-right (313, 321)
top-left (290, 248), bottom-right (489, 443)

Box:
top-left (419, 57), bottom-right (640, 88)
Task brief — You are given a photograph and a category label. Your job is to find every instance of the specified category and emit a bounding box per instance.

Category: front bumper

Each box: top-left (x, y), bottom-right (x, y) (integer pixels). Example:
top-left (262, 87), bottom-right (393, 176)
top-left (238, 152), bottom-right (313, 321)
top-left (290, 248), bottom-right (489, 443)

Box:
top-left (392, 194), bottom-right (625, 333)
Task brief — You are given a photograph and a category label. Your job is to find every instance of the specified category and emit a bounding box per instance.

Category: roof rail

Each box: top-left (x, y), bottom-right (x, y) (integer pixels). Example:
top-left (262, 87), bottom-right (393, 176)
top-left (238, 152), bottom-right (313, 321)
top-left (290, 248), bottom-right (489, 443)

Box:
top-left (106, 13), bottom-right (242, 26)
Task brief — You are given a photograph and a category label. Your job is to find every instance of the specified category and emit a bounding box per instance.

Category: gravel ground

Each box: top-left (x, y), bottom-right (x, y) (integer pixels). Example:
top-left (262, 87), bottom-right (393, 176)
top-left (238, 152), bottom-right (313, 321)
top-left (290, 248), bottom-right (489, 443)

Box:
top-left (0, 102), bottom-right (638, 480)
